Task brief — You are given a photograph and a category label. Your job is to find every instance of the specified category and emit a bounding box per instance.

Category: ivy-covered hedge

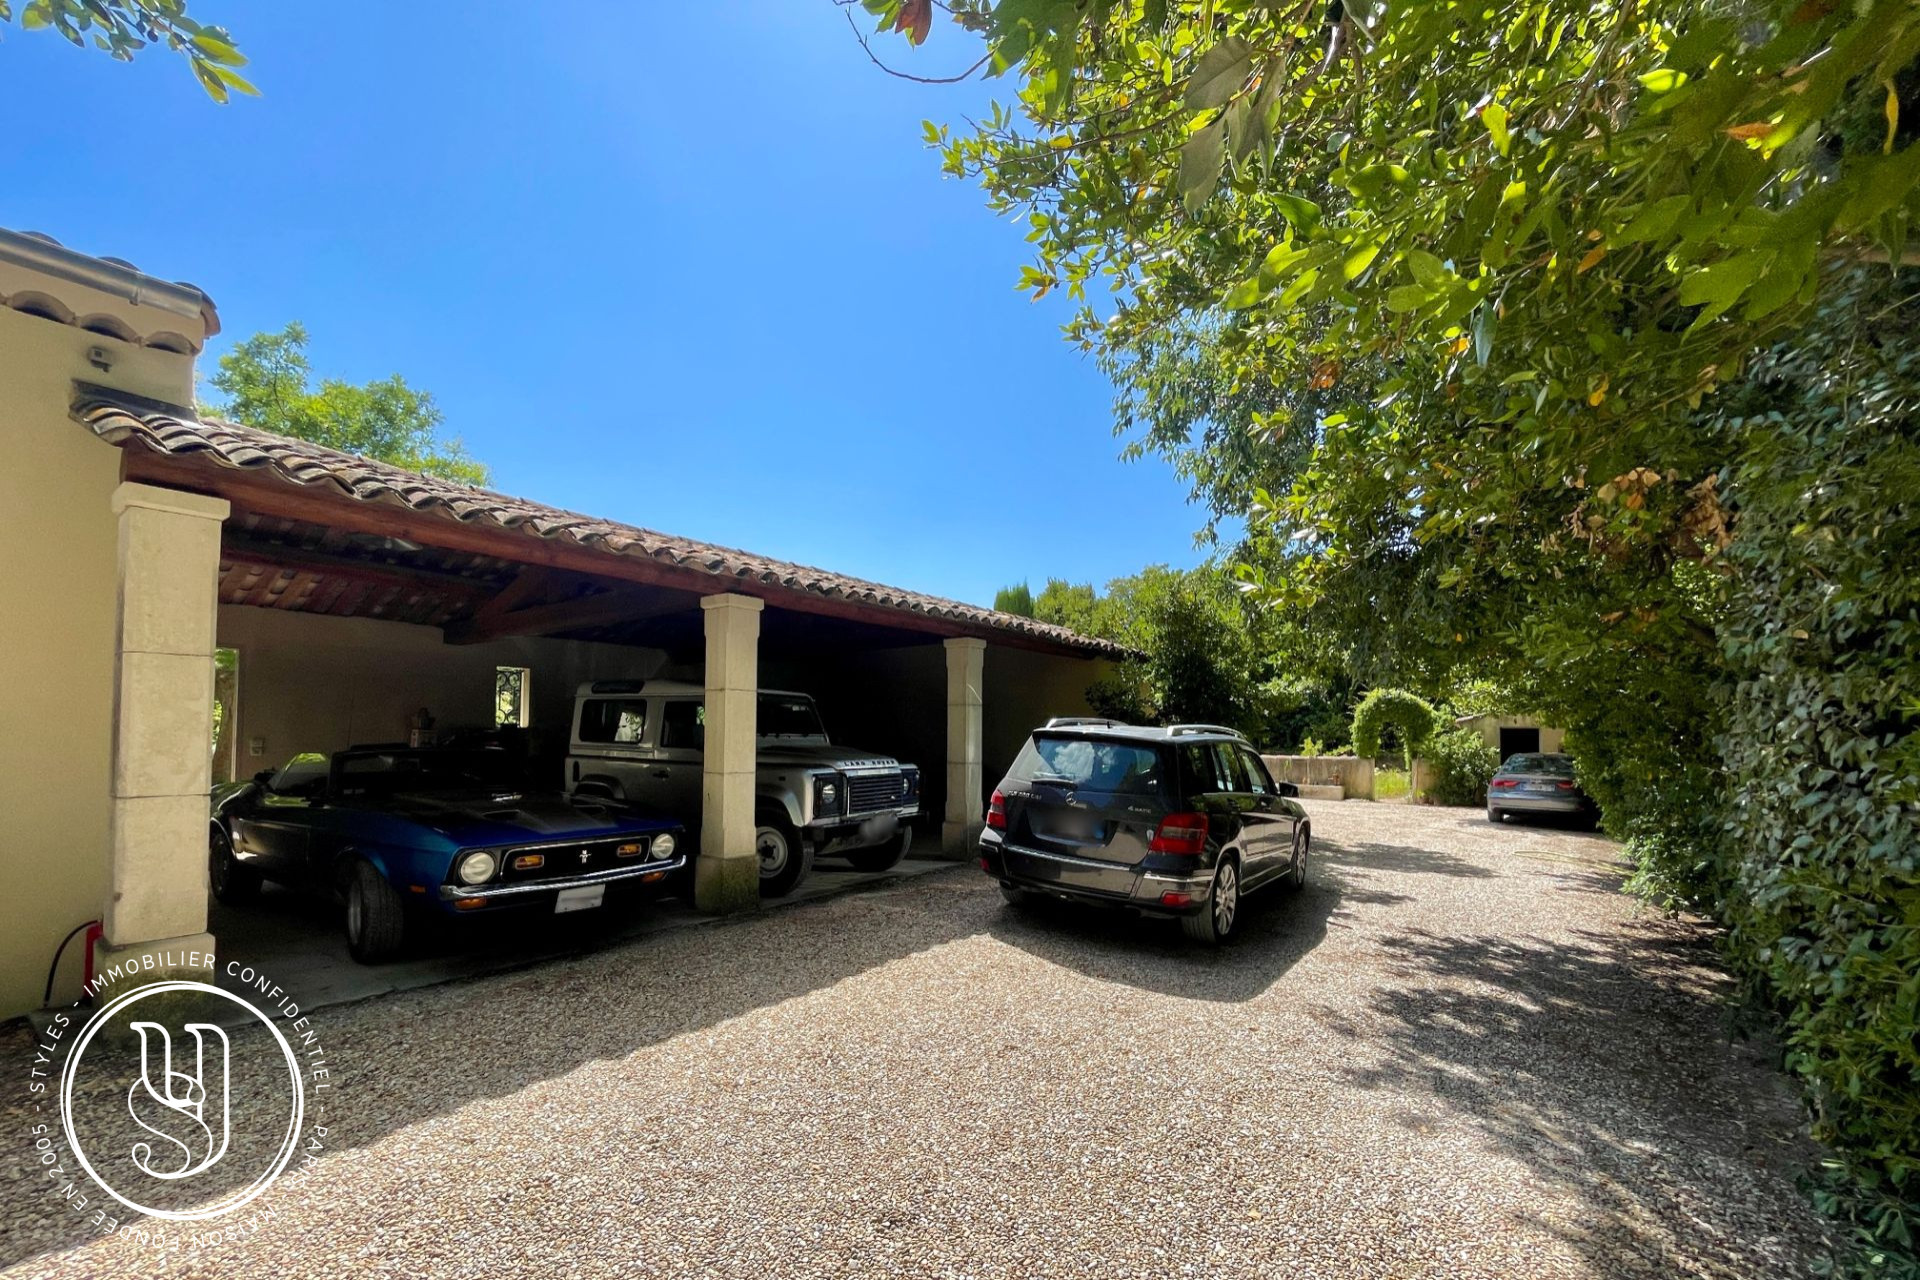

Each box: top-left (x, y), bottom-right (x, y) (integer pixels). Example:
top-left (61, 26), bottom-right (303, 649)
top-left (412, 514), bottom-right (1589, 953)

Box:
top-left (1712, 292), bottom-right (1920, 1274)
top-left (1351, 688), bottom-right (1438, 769)
top-left (1422, 727), bottom-right (1500, 807)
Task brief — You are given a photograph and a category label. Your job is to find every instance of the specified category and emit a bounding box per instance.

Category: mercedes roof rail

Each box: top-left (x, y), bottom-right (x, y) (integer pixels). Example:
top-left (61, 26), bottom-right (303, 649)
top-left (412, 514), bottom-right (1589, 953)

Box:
top-left (1167, 724), bottom-right (1248, 740)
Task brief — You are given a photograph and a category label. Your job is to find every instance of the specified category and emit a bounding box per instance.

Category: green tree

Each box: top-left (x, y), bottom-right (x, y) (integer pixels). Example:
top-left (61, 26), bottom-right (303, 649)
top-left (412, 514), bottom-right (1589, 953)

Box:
top-left (2, 1), bottom-right (252, 100)
top-left (1032, 577), bottom-right (1101, 634)
top-left (993, 581), bottom-right (1035, 616)
top-left (208, 323), bottom-right (490, 486)
top-left (864, 3), bottom-right (1920, 1266)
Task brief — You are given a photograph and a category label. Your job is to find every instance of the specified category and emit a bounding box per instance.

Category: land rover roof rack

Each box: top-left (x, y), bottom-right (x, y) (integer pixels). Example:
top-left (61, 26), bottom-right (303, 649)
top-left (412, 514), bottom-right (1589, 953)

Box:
top-left (1167, 724), bottom-right (1247, 740)
top-left (1044, 716), bottom-right (1130, 729)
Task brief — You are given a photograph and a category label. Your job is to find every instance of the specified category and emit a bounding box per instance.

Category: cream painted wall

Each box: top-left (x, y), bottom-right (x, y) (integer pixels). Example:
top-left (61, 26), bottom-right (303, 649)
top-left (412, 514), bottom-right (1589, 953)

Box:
top-left (215, 606), bottom-right (667, 780)
top-left (0, 306), bottom-right (202, 1018)
top-left (982, 648), bottom-right (1116, 810)
top-left (1459, 715), bottom-right (1567, 756)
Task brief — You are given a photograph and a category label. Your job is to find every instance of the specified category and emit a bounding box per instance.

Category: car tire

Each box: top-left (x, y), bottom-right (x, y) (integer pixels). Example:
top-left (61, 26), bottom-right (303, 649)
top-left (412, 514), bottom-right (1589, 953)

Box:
top-left (1287, 824), bottom-right (1310, 889)
top-left (208, 827), bottom-right (261, 905)
top-left (844, 826), bottom-right (912, 874)
top-left (1487, 805), bottom-right (1504, 823)
top-left (999, 883), bottom-right (1037, 909)
top-left (756, 812), bottom-right (812, 898)
top-left (1182, 857), bottom-right (1240, 945)
top-left (345, 860), bottom-right (408, 963)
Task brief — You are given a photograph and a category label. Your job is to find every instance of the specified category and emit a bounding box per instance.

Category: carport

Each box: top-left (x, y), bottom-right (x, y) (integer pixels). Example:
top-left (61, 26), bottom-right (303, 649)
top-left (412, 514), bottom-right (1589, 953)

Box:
top-left (65, 392), bottom-right (1123, 992)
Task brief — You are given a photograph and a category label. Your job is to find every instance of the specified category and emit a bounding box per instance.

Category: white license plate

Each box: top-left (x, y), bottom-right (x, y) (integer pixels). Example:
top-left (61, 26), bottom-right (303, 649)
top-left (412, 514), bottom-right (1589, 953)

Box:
top-left (554, 884), bottom-right (606, 914)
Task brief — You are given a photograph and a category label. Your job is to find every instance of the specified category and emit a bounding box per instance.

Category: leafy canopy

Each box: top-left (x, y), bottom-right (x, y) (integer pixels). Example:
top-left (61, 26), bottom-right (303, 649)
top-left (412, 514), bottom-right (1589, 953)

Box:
top-left (1, 1), bottom-right (253, 100)
top-left (207, 323), bottom-right (490, 486)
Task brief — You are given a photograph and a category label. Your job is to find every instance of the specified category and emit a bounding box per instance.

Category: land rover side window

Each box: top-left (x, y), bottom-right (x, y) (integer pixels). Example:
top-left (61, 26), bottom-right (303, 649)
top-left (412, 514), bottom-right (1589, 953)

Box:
top-left (661, 700), bottom-right (706, 751)
top-left (579, 698), bottom-right (648, 745)
top-left (758, 695), bottom-right (825, 739)
top-left (1010, 735), bottom-right (1162, 796)
top-left (1237, 746), bottom-right (1275, 795)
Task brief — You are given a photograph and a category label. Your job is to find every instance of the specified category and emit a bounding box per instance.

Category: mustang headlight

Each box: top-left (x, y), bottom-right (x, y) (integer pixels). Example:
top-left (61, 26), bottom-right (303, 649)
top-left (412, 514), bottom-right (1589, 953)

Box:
top-left (653, 832), bottom-right (676, 859)
top-left (456, 850), bottom-right (499, 885)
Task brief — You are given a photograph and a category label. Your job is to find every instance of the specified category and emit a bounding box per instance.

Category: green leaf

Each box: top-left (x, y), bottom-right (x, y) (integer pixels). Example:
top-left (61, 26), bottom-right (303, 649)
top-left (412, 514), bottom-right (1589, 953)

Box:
top-left (1271, 193), bottom-right (1321, 234)
top-left (1185, 36), bottom-right (1254, 111)
top-left (1637, 68), bottom-right (1688, 93)
top-left (1342, 240), bottom-right (1381, 282)
top-left (1386, 285), bottom-right (1430, 313)
top-left (1257, 242), bottom-right (1309, 288)
top-left (1480, 101), bottom-right (1510, 156)
top-left (1222, 275), bottom-right (1263, 310)
top-left (191, 32), bottom-right (246, 66)
top-left (1678, 252), bottom-right (1764, 320)
top-left (1277, 268), bottom-right (1318, 308)
top-left (1614, 194), bottom-right (1690, 245)
top-left (1179, 118), bottom-right (1226, 214)
top-left (1407, 250), bottom-right (1449, 289)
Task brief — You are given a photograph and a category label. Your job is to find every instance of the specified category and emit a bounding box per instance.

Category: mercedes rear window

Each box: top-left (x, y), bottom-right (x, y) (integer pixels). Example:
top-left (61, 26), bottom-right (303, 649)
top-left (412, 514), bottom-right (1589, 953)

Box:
top-left (1010, 735), bottom-right (1164, 796)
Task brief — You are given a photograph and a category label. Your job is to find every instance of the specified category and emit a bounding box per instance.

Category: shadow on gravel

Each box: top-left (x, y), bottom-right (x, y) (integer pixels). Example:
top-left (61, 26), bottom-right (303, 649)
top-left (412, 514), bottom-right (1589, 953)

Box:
top-left (1316, 839), bottom-right (1501, 881)
top-left (0, 869), bottom-right (989, 1268)
top-left (984, 864), bottom-right (1346, 1004)
top-left (1322, 923), bottom-right (1828, 1276)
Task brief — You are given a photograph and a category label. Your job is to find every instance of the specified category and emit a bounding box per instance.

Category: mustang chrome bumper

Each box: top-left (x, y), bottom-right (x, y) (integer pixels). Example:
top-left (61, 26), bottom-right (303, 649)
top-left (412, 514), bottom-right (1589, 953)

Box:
top-left (439, 853), bottom-right (687, 901)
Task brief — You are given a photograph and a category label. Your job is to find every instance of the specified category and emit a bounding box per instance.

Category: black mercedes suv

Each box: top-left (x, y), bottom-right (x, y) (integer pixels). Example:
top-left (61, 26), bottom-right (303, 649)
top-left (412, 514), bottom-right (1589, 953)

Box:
top-left (977, 719), bottom-right (1310, 944)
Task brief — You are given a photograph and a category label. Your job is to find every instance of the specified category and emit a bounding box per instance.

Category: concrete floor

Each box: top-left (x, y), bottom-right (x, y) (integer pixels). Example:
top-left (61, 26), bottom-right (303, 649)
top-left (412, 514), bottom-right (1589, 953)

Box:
top-left (210, 854), bottom-right (959, 1013)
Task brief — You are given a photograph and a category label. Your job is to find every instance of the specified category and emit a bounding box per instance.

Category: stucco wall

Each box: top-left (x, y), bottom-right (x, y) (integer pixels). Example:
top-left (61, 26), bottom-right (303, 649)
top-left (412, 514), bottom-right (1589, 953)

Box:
top-left (1458, 715), bottom-right (1567, 756)
top-left (215, 606), bottom-right (667, 786)
top-left (982, 648), bottom-right (1116, 811)
top-left (0, 306), bottom-right (200, 1017)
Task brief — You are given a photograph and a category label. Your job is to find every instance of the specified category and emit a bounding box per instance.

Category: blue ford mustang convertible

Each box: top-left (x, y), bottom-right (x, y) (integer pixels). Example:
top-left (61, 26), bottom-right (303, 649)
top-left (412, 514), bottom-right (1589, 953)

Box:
top-left (210, 747), bottom-right (686, 962)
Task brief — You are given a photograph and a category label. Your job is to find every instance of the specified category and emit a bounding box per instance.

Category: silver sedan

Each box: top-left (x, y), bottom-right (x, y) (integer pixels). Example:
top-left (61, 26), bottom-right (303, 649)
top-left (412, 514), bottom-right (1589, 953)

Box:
top-left (1486, 753), bottom-right (1598, 827)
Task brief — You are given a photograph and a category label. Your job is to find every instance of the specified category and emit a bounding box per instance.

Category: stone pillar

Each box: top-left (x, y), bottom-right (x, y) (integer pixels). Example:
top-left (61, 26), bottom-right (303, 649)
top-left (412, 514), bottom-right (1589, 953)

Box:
top-left (696, 593), bottom-right (762, 913)
top-left (942, 637), bottom-right (986, 856)
top-left (96, 483), bottom-right (229, 988)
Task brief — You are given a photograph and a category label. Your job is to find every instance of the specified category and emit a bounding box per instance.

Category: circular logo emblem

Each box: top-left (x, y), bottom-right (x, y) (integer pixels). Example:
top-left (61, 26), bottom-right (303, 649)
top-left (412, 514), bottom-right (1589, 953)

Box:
top-left (57, 980), bottom-right (305, 1222)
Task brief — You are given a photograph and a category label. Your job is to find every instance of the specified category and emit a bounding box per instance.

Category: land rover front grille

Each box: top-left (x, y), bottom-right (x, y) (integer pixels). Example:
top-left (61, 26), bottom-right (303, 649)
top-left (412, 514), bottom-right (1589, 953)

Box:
top-left (847, 772), bottom-right (914, 815)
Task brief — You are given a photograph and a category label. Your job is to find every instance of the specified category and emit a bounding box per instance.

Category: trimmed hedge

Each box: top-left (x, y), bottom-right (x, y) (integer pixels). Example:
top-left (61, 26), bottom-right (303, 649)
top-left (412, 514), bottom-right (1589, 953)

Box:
top-left (1423, 727), bottom-right (1500, 807)
top-left (1352, 688), bottom-right (1438, 770)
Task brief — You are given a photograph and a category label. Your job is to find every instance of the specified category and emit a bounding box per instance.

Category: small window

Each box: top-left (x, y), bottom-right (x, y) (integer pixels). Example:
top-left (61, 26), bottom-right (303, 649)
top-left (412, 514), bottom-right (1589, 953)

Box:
top-left (1182, 743), bottom-right (1234, 794)
top-left (579, 698), bottom-right (648, 745)
top-left (495, 666), bottom-right (532, 729)
top-left (661, 700), bottom-right (706, 751)
top-left (1238, 746), bottom-right (1274, 796)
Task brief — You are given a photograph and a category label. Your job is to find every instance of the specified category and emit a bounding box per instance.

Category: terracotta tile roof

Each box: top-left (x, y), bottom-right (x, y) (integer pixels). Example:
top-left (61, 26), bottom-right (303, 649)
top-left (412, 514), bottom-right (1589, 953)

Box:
top-left (74, 394), bottom-right (1132, 659)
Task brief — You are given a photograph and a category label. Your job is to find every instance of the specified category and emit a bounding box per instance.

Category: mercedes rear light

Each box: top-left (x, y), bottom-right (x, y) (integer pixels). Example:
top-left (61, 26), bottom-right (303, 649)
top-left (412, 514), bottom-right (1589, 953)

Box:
top-left (1149, 811), bottom-right (1209, 855)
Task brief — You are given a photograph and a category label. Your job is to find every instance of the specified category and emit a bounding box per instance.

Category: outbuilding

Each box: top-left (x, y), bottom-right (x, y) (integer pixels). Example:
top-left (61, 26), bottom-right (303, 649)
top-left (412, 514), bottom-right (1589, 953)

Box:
top-left (1453, 713), bottom-right (1567, 762)
top-left (0, 229), bottom-right (1124, 1020)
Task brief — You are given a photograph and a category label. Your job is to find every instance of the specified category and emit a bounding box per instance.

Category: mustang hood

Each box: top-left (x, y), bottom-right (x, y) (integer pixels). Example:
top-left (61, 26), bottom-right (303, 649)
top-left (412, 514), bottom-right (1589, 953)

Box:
top-left (360, 790), bottom-right (676, 846)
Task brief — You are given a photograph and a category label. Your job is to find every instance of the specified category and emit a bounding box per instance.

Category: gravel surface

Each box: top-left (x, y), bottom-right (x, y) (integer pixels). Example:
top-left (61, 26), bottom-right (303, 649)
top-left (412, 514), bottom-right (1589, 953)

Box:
top-left (1, 801), bottom-right (1831, 1278)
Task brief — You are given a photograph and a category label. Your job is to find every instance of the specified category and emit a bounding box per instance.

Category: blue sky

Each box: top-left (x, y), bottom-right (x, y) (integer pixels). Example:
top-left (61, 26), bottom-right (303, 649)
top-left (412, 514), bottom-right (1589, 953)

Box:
top-left (2, 2), bottom-right (1225, 607)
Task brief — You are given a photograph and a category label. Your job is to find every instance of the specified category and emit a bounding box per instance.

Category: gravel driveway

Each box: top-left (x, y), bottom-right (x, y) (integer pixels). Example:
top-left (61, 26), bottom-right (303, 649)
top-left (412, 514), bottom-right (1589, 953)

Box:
top-left (2, 801), bottom-right (1830, 1278)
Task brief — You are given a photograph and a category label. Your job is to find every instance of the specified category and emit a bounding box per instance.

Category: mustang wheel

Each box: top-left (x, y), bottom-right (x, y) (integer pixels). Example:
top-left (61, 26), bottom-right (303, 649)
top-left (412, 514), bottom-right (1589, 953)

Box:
top-left (845, 826), bottom-right (912, 874)
top-left (756, 813), bottom-right (811, 898)
top-left (208, 827), bottom-right (261, 905)
top-left (345, 860), bottom-right (407, 963)
top-left (1183, 857), bottom-right (1240, 945)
